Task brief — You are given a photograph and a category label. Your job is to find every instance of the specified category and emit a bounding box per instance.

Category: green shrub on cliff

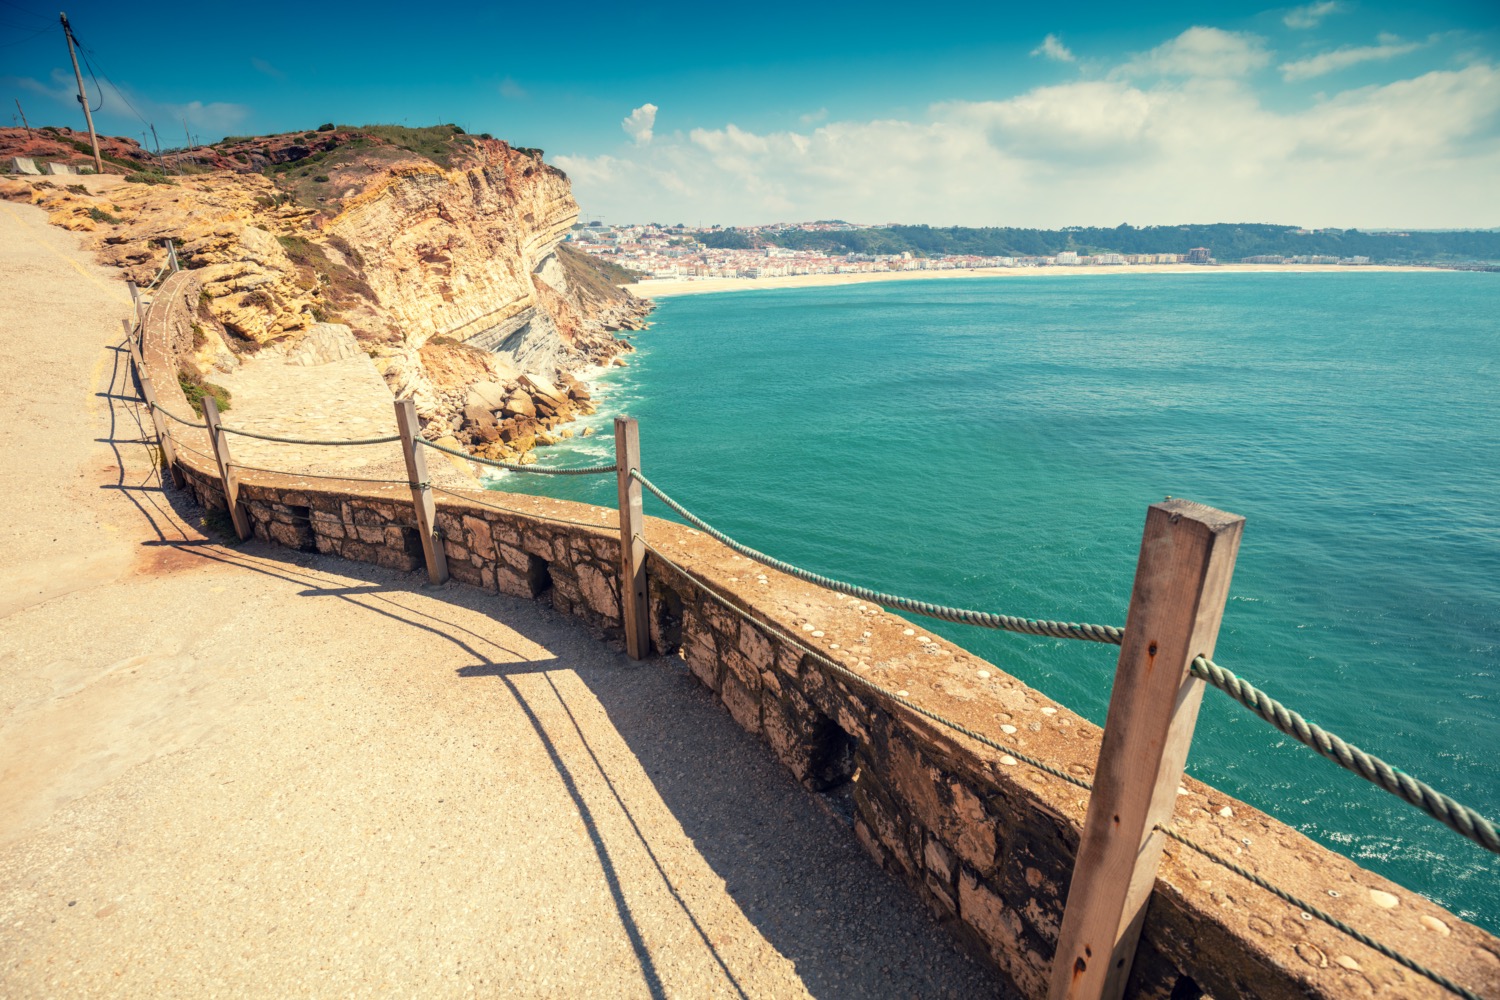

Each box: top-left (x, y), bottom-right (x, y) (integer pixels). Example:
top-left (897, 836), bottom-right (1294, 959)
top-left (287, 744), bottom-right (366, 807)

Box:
top-left (178, 367), bottom-right (231, 417)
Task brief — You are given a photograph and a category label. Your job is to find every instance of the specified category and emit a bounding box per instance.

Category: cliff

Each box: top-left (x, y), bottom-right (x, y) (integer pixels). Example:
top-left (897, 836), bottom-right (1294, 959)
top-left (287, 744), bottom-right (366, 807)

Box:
top-left (0, 124), bottom-right (651, 463)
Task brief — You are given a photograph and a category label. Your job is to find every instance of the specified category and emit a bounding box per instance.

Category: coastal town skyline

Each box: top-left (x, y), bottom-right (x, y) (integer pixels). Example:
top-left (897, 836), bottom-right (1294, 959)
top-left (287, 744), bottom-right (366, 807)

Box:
top-left (2, 0), bottom-right (1496, 228)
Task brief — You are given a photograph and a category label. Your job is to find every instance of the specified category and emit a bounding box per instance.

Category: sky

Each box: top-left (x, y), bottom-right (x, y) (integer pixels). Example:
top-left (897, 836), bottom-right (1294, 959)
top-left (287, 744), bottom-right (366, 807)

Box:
top-left (3, 0), bottom-right (1497, 228)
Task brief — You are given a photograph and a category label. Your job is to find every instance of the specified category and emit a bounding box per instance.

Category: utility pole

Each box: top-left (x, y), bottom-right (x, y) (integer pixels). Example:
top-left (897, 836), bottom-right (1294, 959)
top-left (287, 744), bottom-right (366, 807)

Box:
top-left (15, 99), bottom-right (32, 139)
top-left (149, 123), bottom-right (160, 154)
top-left (59, 13), bottom-right (103, 175)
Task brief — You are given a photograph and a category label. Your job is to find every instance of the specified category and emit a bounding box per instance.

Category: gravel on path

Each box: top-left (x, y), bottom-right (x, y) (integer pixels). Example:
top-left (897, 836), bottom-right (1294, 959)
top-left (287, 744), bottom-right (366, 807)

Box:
top-left (0, 202), bottom-right (1007, 998)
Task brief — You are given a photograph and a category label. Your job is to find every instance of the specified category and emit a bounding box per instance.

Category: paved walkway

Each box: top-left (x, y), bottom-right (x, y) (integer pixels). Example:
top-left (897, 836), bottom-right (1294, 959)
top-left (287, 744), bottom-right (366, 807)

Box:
top-left (0, 201), bottom-right (1004, 998)
top-left (204, 351), bottom-right (474, 487)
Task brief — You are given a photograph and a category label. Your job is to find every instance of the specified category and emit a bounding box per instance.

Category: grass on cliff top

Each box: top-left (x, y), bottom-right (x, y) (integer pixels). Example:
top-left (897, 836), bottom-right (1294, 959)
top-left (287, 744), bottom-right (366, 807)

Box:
top-left (343, 124), bottom-right (476, 167)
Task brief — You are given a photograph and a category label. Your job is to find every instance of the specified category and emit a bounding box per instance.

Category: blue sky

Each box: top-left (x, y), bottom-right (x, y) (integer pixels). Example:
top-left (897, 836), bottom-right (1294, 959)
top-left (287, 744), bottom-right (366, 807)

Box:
top-left (3, 0), bottom-right (1497, 226)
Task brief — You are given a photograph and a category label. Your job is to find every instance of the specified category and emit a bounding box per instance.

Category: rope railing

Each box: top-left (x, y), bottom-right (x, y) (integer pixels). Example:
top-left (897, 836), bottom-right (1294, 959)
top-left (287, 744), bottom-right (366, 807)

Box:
top-left (631, 470), bottom-right (1125, 644)
top-left (219, 425), bottom-right (402, 447)
top-left (1190, 655), bottom-right (1500, 855)
top-left (152, 402), bottom-right (207, 429)
top-left (632, 468), bottom-right (1500, 859)
top-left (418, 436), bottom-right (617, 476)
top-left (640, 539), bottom-right (1093, 792)
top-left (643, 538), bottom-right (1484, 1000)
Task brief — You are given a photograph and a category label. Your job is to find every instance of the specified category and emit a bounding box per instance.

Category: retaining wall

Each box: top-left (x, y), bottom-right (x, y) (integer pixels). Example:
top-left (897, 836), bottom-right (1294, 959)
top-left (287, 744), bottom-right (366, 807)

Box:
top-left (141, 271), bottom-right (1500, 999)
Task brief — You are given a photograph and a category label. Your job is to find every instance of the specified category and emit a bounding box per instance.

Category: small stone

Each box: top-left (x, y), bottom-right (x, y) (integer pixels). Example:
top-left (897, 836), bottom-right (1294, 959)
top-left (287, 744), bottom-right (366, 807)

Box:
top-left (857, 604), bottom-right (868, 611)
top-left (977, 670), bottom-right (991, 679)
top-left (1368, 889), bottom-right (1399, 909)
top-left (1001, 724), bottom-right (1017, 735)
top-left (829, 643), bottom-right (840, 650)
top-left (903, 629), bottom-right (915, 636)
top-left (1040, 707), bottom-right (1057, 716)
top-left (1420, 916), bottom-right (1450, 936)
top-left (1000, 755), bottom-right (1018, 766)
top-left (897, 690), bottom-right (910, 698)
top-left (1178, 786), bottom-right (1189, 796)
top-left (811, 630), bottom-right (824, 638)
top-left (800, 623), bottom-right (814, 632)
top-left (1334, 956), bottom-right (1362, 972)
top-left (916, 636), bottom-right (930, 643)
top-left (1218, 806), bottom-right (1234, 818)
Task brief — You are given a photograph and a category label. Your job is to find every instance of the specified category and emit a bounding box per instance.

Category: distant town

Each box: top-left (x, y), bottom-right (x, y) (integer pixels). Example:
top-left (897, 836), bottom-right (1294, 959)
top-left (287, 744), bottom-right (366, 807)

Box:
top-left (566, 220), bottom-right (1499, 279)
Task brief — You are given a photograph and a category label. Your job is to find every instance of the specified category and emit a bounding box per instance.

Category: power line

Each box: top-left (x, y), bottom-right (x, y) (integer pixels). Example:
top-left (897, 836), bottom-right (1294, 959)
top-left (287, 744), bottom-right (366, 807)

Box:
top-left (77, 40), bottom-right (153, 128)
top-left (0, 0), bottom-right (49, 22)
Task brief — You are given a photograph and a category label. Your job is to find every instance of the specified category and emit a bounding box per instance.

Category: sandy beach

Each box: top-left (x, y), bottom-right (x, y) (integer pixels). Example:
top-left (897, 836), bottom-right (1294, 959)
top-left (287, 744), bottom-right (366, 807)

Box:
top-left (632, 262), bottom-right (1445, 298)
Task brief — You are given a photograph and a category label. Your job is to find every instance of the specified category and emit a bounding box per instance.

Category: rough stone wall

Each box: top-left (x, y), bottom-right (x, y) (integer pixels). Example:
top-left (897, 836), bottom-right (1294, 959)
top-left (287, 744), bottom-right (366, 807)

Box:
top-left (138, 273), bottom-right (1500, 1000)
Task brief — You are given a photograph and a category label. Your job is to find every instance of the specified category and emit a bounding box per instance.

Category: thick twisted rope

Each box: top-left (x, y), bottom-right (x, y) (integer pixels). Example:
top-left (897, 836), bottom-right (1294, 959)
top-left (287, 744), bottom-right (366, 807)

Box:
top-left (1158, 826), bottom-right (1481, 1000)
top-left (632, 471), bottom-right (1124, 644)
top-left (153, 402), bottom-right (208, 429)
top-left (140, 259), bottom-right (171, 292)
top-left (1190, 656), bottom-right (1500, 855)
top-left (645, 536), bottom-right (1482, 999)
top-left (641, 539), bottom-right (1094, 792)
top-left (418, 437), bottom-right (617, 476)
top-left (219, 425), bottom-right (402, 447)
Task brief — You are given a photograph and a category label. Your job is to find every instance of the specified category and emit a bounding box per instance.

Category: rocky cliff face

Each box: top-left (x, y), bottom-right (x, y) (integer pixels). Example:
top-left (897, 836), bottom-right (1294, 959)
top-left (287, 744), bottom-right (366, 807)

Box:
top-left (0, 125), bottom-right (650, 462)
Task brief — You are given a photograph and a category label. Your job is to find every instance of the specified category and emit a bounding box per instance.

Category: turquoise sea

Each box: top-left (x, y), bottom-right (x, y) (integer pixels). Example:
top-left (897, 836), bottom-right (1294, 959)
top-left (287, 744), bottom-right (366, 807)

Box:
top-left (499, 272), bottom-right (1500, 931)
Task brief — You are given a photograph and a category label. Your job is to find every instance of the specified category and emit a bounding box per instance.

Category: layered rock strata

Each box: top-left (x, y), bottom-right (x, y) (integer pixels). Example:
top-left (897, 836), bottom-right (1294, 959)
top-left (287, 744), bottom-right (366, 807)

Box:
top-left (0, 125), bottom-right (650, 462)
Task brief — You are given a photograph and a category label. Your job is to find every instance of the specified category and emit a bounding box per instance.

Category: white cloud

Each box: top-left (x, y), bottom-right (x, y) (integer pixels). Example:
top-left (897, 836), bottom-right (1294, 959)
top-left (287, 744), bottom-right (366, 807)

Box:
top-left (251, 57), bottom-right (285, 81)
top-left (500, 77), bottom-right (527, 100)
top-left (1116, 27), bottom-right (1271, 78)
top-left (622, 103), bottom-right (658, 145)
top-left (556, 60), bottom-right (1500, 230)
top-left (15, 70), bottom-right (249, 136)
top-left (1031, 34), bottom-right (1075, 63)
top-left (799, 108), bottom-right (828, 125)
top-left (1284, 2), bottom-right (1343, 30)
top-left (1280, 37), bottom-right (1425, 81)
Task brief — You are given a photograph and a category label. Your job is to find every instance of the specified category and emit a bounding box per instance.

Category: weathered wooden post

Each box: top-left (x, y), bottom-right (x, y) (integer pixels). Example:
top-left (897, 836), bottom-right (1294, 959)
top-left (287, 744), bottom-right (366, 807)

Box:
top-left (165, 238), bottom-right (180, 273)
top-left (394, 399), bottom-right (448, 585)
top-left (1048, 498), bottom-right (1244, 1000)
top-left (615, 416), bottom-right (649, 660)
top-left (126, 279), bottom-right (142, 324)
top-left (201, 396), bottom-right (251, 540)
top-left (121, 318), bottom-right (184, 488)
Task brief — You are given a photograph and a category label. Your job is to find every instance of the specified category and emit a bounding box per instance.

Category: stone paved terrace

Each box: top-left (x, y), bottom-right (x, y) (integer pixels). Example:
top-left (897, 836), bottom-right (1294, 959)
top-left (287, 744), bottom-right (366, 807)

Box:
top-left (195, 350), bottom-right (475, 489)
top-left (0, 200), bottom-right (1006, 997)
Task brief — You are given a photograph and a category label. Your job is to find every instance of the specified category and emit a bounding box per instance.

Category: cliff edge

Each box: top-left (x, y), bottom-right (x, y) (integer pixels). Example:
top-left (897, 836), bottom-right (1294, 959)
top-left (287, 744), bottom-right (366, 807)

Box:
top-left (0, 124), bottom-right (651, 464)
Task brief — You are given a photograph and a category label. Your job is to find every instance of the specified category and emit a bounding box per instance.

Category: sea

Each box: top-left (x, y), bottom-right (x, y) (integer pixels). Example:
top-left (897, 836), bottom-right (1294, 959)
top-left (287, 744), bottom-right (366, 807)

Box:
top-left (496, 271), bottom-right (1500, 931)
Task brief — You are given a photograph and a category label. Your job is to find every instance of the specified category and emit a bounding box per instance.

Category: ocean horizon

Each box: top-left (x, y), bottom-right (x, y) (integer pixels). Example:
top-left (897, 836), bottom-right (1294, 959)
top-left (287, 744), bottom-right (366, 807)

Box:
top-left (496, 270), bottom-right (1500, 931)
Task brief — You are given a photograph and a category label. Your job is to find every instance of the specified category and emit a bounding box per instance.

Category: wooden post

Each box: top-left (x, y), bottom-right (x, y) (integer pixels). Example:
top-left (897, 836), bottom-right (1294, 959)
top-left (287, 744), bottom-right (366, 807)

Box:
top-left (122, 318), bottom-right (184, 488)
top-left (1048, 498), bottom-right (1244, 1000)
top-left (394, 399), bottom-right (448, 585)
top-left (201, 396), bottom-right (251, 540)
top-left (165, 238), bottom-right (180, 273)
top-left (127, 280), bottom-right (142, 324)
top-left (615, 416), bottom-right (649, 660)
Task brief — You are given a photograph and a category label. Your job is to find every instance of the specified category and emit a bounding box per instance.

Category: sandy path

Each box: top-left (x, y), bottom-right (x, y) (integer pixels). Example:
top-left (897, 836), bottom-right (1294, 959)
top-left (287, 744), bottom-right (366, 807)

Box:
top-left (0, 202), bottom-right (1003, 998)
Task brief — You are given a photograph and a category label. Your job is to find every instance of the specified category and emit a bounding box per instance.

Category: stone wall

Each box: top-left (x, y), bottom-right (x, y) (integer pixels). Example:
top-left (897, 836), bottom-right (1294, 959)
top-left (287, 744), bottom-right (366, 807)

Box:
top-left (139, 272), bottom-right (1500, 1000)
